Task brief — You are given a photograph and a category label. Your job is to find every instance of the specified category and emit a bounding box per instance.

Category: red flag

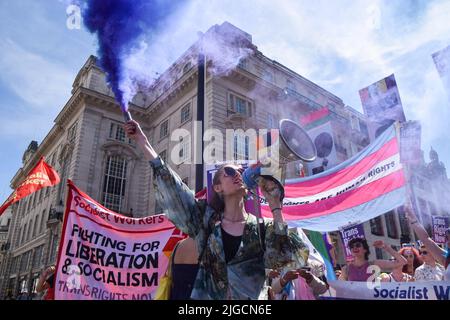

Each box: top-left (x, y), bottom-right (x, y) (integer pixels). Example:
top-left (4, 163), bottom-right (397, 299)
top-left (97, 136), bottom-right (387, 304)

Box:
top-left (0, 157), bottom-right (60, 216)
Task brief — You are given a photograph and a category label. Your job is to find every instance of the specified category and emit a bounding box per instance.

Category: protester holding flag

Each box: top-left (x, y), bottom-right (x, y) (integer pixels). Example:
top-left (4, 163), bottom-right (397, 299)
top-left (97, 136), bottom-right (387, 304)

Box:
top-left (338, 238), bottom-right (407, 281)
top-left (125, 120), bottom-right (308, 300)
top-left (405, 205), bottom-right (450, 281)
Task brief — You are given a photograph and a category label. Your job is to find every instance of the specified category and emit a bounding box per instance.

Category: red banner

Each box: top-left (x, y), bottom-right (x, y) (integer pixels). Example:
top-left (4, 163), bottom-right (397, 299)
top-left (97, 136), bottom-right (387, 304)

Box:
top-left (0, 157), bottom-right (60, 215)
top-left (54, 180), bottom-right (185, 300)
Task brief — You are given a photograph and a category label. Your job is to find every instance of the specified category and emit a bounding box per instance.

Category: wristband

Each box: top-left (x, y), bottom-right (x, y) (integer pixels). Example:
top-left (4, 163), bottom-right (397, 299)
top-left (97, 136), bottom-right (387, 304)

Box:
top-left (271, 207), bottom-right (282, 213)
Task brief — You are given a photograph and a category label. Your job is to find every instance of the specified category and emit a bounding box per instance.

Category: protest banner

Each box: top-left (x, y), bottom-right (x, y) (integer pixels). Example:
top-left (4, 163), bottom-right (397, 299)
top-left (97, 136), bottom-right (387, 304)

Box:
top-left (339, 223), bottom-right (366, 262)
top-left (260, 123), bottom-right (406, 232)
top-left (432, 215), bottom-right (449, 244)
top-left (359, 74), bottom-right (406, 124)
top-left (54, 180), bottom-right (183, 300)
top-left (328, 281), bottom-right (450, 300)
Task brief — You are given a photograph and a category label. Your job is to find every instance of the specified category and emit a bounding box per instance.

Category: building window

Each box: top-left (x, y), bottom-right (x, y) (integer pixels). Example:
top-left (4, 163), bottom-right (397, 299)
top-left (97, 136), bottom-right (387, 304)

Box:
top-left (68, 121), bottom-right (78, 143)
top-left (28, 218), bottom-right (34, 241)
top-left (159, 150), bottom-right (167, 163)
top-left (370, 216), bottom-right (384, 236)
top-left (102, 155), bottom-right (128, 212)
top-left (20, 251), bottom-right (30, 273)
top-left (40, 210), bottom-right (47, 234)
top-left (32, 216), bottom-right (39, 238)
top-left (234, 134), bottom-right (250, 161)
top-left (31, 277), bottom-right (40, 294)
top-left (181, 103), bottom-right (191, 124)
top-left (385, 210), bottom-right (398, 239)
top-left (33, 246), bottom-right (43, 268)
top-left (228, 93), bottom-right (252, 117)
top-left (31, 192), bottom-right (37, 210)
top-left (49, 235), bottom-right (59, 263)
top-left (238, 58), bottom-right (248, 70)
top-left (160, 120), bottom-right (169, 139)
top-left (109, 122), bottom-right (133, 144)
top-left (22, 223), bottom-right (28, 244)
top-left (20, 279), bottom-right (28, 293)
top-left (178, 136), bottom-right (191, 163)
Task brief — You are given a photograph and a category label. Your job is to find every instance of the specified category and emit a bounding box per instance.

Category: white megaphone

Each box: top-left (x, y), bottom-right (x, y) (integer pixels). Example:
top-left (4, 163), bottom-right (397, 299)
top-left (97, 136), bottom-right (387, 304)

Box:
top-left (242, 119), bottom-right (317, 200)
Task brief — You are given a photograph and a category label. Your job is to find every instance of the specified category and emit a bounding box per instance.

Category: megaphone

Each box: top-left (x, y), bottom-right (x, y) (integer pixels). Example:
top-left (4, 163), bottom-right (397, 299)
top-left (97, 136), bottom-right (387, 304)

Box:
top-left (242, 119), bottom-right (316, 200)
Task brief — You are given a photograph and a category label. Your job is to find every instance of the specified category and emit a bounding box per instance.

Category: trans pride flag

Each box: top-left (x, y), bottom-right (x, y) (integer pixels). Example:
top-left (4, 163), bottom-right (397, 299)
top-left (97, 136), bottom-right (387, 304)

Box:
top-left (261, 124), bottom-right (406, 232)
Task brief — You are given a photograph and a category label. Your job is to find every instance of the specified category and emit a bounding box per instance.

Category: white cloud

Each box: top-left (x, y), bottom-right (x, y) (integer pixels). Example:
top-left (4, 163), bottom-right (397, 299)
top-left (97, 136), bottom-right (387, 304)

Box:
top-left (0, 38), bottom-right (73, 110)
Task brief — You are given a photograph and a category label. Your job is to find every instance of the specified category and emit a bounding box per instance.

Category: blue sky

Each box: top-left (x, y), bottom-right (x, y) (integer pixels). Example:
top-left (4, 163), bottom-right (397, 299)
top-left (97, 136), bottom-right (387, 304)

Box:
top-left (1, 0), bottom-right (450, 203)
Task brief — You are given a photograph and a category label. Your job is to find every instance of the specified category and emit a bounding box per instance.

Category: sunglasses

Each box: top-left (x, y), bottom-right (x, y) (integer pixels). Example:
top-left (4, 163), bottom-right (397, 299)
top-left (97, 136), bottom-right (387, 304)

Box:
top-left (403, 254), bottom-right (414, 259)
top-left (223, 166), bottom-right (243, 178)
top-left (350, 242), bottom-right (363, 249)
top-left (419, 251), bottom-right (428, 255)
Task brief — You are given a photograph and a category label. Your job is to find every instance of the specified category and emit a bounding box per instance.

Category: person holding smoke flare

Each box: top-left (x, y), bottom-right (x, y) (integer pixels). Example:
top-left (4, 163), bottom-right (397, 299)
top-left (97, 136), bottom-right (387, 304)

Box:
top-left (125, 120), bottom-right (308, 300)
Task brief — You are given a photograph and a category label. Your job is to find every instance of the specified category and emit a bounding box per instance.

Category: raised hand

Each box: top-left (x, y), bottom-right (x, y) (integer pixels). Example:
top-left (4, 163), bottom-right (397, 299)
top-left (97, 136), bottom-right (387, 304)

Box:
top-left (373, 240), bottom-right (386, 249)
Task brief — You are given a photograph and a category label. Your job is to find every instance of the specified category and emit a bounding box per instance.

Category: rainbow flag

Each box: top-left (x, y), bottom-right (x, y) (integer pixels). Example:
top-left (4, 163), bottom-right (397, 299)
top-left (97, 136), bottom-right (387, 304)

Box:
top-left (300, 107), bottom-right (331, 130)
top-left (261, 123), bottom-right (406, 231)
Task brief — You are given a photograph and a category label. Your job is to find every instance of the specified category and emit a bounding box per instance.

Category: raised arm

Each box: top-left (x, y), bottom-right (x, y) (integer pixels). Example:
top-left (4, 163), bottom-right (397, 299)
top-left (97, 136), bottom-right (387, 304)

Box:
top-left (373, 240), bottom-right (407, 270)
top-left (36, 266), bottom-right (55, 293)
top-left (405, 205), bottom-right (445, 265)
top-left (125, 121), bottom-right (158, 161)
top-left (125, 120), bottom-right (204, 237)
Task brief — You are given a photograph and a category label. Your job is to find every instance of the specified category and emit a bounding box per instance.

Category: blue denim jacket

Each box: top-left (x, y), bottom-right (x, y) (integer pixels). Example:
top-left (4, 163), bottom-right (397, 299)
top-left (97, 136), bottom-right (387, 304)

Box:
top-left (149, 157), bottom-right (308, 299)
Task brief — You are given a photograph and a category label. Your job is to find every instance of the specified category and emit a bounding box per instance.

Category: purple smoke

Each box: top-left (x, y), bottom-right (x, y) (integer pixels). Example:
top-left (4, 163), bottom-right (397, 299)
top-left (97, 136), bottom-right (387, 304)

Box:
top-left (81, 0), bottom-right (184, 112)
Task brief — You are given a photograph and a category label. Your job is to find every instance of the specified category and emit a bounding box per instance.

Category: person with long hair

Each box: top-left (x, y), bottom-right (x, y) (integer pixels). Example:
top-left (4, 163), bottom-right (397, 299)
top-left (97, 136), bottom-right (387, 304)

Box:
top-left (125, 120), bottom-right (308, 300)
top-left (378, 256), bottom-right (415, 283)
top-left (338, 238), bottom-right (407, 282)
top-left (405, 205), bottom-right (449, 281)
top-left (398, 246), bottom-right (422, 277)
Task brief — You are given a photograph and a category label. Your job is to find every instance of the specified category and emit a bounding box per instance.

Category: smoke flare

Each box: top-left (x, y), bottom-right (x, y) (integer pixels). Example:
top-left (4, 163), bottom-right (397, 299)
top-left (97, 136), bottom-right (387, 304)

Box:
top-left (81, 0), bottom-right (184, 112)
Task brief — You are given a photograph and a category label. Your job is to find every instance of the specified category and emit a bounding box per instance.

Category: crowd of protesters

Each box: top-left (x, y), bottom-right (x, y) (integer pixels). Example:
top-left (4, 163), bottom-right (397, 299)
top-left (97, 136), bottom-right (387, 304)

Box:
top-left (7, 120), bottom-right (448, 301)
top-left (129, 118), bottom-right (448, 300)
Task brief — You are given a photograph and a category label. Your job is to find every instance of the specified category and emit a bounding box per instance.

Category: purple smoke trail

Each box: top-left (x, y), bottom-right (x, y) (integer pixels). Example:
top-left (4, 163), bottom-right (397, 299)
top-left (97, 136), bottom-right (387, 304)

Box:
top-left (81, 0), bottom-right (184, 115)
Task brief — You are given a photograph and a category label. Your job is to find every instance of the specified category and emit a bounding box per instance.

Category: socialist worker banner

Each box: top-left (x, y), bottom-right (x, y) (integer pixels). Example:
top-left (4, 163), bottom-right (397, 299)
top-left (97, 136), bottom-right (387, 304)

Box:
top-left (54, 180), bottom-right (184, 300)
top-left (327, 281), bottom-right (450, 300)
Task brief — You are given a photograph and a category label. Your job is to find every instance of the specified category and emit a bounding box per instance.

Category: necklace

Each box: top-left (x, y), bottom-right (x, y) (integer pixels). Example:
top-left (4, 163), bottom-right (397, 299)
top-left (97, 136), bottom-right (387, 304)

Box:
top-left (222, 216), bottom-right (246, 223)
